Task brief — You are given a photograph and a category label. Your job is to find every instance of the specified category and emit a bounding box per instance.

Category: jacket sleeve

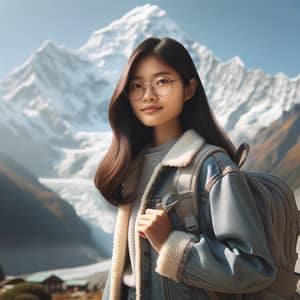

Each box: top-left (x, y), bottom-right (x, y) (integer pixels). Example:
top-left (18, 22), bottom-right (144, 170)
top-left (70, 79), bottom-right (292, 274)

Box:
top-left (155, 167), bottom-right (276, 293)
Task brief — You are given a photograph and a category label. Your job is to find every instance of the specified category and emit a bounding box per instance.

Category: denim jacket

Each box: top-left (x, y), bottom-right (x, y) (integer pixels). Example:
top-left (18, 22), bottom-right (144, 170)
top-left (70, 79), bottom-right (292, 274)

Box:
top-left (102, 129), bottom-right (277, 300)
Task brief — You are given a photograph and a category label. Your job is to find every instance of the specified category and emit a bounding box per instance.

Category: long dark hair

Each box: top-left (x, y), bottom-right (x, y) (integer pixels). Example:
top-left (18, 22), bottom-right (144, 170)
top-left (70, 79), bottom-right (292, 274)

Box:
top-left (94, 37), bottom-right (237, 206)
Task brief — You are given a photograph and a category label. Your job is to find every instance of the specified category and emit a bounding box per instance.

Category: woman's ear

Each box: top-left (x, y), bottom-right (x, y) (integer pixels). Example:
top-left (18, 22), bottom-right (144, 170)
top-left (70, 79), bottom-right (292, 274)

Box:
top-left (184, 78), bottom-right (198, 101)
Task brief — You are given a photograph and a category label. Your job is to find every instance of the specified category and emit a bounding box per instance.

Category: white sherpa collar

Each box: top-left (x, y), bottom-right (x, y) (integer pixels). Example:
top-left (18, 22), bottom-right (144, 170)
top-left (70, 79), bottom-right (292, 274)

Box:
top-left (161, 128), bottom-right (205, 167)
top-left (130, 128), bottom-right (205, 169)
top-left (122, 129), bottom-right (205, 198)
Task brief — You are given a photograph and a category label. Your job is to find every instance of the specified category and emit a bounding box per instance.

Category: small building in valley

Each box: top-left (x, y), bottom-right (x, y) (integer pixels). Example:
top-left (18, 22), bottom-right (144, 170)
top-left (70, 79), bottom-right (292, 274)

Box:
top-left (26, 272), bottom-right (64, 292)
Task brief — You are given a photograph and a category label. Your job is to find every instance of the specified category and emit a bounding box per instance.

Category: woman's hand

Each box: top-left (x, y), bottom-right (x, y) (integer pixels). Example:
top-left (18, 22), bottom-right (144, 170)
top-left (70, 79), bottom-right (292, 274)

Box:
top-left (137, 208), bottom-right (172, 253)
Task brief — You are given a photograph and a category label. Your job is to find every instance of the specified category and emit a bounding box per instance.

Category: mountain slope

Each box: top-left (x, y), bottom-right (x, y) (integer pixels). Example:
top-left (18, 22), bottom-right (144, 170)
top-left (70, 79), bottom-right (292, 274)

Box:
top-left (245, 105), bottom-right (300, 188)
top-left (0, 40), bottom-right (111, 177)
top-left (0, 152), bottom-right (105, 275)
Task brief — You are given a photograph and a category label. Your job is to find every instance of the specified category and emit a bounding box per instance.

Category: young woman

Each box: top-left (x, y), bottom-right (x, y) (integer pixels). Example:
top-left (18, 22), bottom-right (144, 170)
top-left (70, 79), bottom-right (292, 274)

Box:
top-left (94, 37), bottom-right (277, 300)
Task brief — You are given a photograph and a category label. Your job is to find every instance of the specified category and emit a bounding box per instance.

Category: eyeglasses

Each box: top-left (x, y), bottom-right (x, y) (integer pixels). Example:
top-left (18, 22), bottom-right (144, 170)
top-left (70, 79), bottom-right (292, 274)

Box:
top-left (124, 76), bottom-right (181, 101)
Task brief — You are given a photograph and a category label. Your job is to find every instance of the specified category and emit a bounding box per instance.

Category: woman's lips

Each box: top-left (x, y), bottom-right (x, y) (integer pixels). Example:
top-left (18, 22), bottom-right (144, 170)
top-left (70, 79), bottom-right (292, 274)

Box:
top-left (142, 107), bottom-right (163, 114)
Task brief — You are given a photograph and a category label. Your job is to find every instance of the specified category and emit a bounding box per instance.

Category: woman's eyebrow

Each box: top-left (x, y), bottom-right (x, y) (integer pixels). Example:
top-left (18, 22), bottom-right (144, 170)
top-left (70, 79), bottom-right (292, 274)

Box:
top-left (130, 71), bottom-right (173, 80)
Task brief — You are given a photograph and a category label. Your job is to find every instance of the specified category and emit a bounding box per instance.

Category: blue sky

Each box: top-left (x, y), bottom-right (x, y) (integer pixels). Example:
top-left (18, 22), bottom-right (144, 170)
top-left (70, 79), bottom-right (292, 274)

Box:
top-left (0, 0), bottom-right (300, 80)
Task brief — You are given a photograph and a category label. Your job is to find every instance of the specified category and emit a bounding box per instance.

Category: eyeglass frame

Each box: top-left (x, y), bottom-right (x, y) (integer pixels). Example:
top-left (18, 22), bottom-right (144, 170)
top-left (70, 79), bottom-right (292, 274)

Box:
top-left (123, 76), bottom-right (182, 101)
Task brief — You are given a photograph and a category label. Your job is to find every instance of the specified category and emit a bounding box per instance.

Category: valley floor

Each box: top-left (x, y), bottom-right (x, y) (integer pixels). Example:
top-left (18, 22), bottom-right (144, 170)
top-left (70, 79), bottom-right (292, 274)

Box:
top-left (53, 290), bottom-right (103, 300)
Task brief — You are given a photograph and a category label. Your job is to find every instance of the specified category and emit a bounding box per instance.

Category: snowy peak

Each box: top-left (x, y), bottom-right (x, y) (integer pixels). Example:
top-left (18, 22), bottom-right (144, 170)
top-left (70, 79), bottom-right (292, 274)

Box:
top-left (224, 56), bottom-right (245, 68)
top-left (0, 37), bottom-right (112, 168)
top-left (0, 38), bottom-right (110, 123)
top-left (6, 40), bottom-right (71, 83)
top-left (33, 39), bottom-right (97, 72)
top-left (35, 39), bottom-right (62, 55)
top-left (121, 3), bottom-right (167, 20)
top-left (27, 40), bottom-right (96, 88)
top-left (1, 40), bottom-right (76, 103)
top-left (80, 4), bottom-right (186, 67)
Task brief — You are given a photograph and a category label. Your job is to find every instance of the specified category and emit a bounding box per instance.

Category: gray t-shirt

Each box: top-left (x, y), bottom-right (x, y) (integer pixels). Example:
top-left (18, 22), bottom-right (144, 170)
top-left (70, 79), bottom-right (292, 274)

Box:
top-left (123, 137), bottom-right (179, 287)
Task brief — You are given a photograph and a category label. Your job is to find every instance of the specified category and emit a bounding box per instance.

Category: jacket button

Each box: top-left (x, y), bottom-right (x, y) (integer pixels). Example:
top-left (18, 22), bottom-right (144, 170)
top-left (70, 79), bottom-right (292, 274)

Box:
top-left (143, 250), bottom-right (150, 257)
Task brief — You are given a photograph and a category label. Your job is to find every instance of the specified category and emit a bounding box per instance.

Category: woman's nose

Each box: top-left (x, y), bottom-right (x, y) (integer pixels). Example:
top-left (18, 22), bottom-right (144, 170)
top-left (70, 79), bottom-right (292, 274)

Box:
top-left (142, 84), bottom-right (157, 101)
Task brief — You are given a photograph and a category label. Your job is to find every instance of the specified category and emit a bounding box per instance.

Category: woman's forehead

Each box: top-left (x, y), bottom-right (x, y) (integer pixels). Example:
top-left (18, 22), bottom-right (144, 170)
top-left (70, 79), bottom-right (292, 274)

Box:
top-left (130, 71), bottom-right (174, 80)
top-left (130, 55), bottom-right (178, 79)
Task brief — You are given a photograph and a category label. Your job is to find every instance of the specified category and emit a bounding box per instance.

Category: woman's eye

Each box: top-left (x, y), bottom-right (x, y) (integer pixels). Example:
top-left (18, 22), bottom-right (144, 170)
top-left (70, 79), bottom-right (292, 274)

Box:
top-left (129, 83), bottom-right (142, 90)
top-left (156, 78), bottom-right (170, 85)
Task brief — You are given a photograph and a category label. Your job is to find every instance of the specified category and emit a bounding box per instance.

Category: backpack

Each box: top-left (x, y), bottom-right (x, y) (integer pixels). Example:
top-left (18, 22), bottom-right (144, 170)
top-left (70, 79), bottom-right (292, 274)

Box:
top-left (160, 143), bottom-right (300, 299)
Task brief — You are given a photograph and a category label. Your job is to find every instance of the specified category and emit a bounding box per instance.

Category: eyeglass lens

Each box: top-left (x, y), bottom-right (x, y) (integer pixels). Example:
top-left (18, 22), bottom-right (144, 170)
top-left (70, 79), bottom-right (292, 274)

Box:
top-left (126, 76), bottom-right (176, 100)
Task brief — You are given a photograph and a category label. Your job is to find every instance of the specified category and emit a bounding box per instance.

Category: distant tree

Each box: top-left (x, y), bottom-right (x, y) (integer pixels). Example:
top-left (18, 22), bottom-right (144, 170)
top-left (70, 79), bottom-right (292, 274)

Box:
top-left (0, 292), bottom-right (39, 300)
top-left (0, 283), bottom-right (51, 300)
top-left (14, 294), bottom-right (39, 300)
top-left (0, 264), bottom-right (5, 281)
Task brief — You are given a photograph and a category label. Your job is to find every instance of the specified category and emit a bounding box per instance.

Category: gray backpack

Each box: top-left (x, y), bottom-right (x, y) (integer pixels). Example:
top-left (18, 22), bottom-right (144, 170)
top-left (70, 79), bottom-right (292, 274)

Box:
top-left (161, 143), bottom-right (300, 299)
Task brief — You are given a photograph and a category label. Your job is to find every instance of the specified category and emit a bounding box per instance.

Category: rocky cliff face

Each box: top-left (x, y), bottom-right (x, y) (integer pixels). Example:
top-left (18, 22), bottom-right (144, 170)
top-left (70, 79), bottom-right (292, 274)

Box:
top-left (245, 104), bottom-right (300, 188)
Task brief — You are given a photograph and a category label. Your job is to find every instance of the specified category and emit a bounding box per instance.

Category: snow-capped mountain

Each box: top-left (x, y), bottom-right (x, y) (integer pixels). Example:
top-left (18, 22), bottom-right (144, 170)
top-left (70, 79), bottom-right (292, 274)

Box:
top-left (80, 4), bottom-right (195, 77)
top-left (79, 4), bottom-right (300, 143)
top-left (1, 40), bottom-right (111, 128)
top-left (0, 3), bottom-right (299, 256)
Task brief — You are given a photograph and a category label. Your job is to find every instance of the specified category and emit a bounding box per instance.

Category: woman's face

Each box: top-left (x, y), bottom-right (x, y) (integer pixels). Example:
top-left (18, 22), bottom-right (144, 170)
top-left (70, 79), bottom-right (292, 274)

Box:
top-left (127, 55), bottom-right (190, 131)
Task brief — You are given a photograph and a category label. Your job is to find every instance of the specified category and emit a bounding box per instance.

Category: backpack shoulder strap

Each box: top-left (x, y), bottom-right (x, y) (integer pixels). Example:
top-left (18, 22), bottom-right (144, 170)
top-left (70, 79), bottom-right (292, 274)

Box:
top-left (173, 144), bottom-right (225, 234)
top-left (236, 142), bottom-right (250, 168)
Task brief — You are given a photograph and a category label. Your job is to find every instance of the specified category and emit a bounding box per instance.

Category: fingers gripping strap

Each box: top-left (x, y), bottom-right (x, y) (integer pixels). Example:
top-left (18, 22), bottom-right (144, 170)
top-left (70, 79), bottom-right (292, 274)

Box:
top-left (174, 144), bottom-right (226, 234)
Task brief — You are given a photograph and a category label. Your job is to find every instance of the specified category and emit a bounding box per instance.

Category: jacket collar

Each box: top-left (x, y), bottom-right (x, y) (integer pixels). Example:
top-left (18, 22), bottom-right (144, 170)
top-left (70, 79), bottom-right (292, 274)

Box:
top-left (122, 129), bottom-right (205, 197)
top-left (160, 128), bottom-right (205, 167)
top-left (130, 128), bottom-right (205, 170)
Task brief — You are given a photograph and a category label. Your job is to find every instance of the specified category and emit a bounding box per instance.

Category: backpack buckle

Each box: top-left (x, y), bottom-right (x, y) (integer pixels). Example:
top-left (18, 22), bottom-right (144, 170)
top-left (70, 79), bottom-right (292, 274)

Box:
top-left (184, 215), bottom-right (199, 234)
